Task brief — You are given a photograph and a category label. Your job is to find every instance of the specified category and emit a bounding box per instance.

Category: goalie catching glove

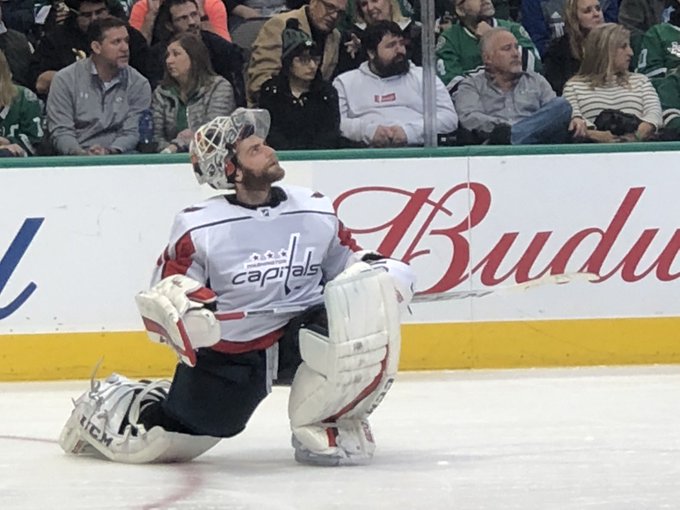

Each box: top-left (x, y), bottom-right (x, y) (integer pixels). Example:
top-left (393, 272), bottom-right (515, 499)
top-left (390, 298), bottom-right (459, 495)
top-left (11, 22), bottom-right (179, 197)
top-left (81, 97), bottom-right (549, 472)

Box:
top-left (135, 275), bottom-right (221, 367)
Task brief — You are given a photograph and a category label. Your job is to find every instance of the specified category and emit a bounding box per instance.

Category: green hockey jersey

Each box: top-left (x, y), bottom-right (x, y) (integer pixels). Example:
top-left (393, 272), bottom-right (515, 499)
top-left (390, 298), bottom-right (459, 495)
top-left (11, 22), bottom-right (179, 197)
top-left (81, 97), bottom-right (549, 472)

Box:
top-left (435, 19), bottom-right (542, 91)
top-left (0, 86), bottom-right (43, 155)
top-left (653, 68), bottom-right (680, 134)
top-left (636, 23), bottom-right (680, 81)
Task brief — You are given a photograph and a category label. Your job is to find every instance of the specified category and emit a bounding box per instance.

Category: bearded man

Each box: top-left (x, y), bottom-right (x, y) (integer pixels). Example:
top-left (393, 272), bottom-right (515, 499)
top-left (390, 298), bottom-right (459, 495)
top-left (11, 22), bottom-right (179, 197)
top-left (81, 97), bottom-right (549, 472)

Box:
top-left (333, 20), bottom-right (457, 147)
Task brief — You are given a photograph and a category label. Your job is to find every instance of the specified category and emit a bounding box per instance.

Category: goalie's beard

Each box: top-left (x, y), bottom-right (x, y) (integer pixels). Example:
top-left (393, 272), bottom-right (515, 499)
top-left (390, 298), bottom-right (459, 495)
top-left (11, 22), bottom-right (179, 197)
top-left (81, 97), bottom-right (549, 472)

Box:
top-left (236, 159), bottom-right (285, 191)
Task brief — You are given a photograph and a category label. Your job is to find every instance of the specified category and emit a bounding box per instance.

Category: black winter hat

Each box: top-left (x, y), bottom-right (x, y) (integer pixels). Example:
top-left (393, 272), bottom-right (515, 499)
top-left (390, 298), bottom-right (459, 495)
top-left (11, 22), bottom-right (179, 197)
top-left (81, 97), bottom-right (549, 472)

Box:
top-left (281, 18), bottom-right (314, 60)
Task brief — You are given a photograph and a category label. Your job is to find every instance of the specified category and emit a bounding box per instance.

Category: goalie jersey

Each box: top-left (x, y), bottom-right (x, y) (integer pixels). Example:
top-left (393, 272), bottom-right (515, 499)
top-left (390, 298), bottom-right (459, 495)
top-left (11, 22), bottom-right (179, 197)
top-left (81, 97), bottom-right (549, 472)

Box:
top-left (152, 185), bottom-right (359, 347)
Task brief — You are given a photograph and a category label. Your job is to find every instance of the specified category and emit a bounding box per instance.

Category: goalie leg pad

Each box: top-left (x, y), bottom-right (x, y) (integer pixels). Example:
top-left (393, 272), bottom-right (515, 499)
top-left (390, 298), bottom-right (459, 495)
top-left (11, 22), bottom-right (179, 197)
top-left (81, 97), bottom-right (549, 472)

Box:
top-left (288, 264), bottom-right (401, 465)
top-left (59, 374), bottom-right (220, 463)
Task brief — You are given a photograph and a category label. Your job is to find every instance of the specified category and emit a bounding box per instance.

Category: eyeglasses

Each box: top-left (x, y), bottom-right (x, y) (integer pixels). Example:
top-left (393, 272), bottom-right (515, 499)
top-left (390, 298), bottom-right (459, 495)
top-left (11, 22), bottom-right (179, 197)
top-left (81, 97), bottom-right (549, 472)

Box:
top-left (294, 55), bottom-right (321, 65)
top-left (317, 0), bottom-right (345, 17)
top-left (70, 6), bottom-right (108, 18)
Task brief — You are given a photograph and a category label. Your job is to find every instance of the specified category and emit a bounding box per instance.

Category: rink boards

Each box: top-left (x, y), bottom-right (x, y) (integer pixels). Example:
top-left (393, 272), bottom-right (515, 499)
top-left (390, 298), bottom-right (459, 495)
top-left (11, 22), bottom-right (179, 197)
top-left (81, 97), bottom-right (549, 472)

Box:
top-left (1, 147), bottom-right (679, 380)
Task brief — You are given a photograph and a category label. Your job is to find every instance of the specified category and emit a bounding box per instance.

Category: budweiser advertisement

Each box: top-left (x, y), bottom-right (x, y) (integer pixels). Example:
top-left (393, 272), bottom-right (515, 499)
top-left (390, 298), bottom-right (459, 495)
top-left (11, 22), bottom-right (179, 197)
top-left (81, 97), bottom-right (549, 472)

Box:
top-left (0, 153), bottom-right (678, 334)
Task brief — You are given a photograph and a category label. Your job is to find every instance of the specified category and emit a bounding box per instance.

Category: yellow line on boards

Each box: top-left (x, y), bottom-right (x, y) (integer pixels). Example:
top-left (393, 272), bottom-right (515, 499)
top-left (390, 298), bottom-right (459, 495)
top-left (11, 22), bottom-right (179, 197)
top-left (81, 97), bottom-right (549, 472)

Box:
top-left (0, 332), bottom-right (177, 381)
top-left (400, 317), bottom-right (680, 370)
top-left (1, 317), bottom-right (679, 381)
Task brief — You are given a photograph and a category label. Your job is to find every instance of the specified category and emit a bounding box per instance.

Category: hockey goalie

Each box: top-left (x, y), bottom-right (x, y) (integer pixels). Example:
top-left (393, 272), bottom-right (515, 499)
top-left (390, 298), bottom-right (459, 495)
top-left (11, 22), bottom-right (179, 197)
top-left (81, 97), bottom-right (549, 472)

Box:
top-left (58, 108), bottom-right (415, 465)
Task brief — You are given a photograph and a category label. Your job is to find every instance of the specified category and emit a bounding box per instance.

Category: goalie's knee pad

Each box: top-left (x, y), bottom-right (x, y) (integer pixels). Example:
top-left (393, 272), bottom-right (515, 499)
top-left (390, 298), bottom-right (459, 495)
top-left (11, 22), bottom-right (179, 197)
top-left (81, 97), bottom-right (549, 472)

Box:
top-left (288, 263), bottom-right (401, 465)
top-left (59, 374), bottom-right (219, 463)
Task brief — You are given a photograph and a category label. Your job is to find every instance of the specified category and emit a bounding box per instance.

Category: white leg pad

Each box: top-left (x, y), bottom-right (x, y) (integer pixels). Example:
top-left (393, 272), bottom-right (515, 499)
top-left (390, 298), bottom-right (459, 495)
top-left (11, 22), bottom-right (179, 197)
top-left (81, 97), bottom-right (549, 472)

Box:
top-left (288, 263), bottom-right (401, 465)
top-left (59, 374), bottom-right (220, 464)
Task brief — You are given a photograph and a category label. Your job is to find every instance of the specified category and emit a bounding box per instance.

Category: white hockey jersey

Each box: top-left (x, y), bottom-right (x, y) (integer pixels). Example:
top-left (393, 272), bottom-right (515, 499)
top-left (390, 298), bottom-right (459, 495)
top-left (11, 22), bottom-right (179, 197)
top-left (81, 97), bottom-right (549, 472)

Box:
top-left (152, 185), bottom-right (359, 348)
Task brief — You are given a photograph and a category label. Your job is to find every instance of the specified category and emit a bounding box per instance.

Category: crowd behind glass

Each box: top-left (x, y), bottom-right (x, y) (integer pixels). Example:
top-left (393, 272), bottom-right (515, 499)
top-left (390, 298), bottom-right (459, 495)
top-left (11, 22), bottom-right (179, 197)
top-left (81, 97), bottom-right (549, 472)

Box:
top-left (0, 0), bottom-right (678, 156)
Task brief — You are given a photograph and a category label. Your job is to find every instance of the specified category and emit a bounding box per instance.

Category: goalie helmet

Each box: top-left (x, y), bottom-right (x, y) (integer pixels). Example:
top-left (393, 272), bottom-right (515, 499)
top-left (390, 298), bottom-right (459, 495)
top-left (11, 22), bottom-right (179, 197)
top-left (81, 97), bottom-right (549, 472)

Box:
top-left (189, 108), bottom-right (271, 190)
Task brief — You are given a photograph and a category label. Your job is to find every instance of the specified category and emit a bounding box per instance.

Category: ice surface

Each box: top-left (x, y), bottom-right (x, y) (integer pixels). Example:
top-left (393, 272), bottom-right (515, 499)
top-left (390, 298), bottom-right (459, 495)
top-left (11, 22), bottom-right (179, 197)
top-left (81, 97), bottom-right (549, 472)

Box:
top-left (1, 366), bottom-right (679, 509)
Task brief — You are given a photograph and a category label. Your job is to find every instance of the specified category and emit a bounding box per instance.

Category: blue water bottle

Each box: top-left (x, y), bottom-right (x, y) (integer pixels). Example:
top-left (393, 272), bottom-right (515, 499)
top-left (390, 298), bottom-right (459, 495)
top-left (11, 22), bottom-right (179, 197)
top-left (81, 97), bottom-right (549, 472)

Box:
top-left (138, 109), bottom-right (155, 152)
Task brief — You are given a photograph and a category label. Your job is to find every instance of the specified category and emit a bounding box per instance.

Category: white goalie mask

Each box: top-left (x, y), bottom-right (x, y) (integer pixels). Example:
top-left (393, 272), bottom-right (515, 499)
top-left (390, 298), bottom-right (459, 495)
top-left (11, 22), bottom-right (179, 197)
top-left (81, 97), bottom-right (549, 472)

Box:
top-left (189, 108), bottom-right (271, 190)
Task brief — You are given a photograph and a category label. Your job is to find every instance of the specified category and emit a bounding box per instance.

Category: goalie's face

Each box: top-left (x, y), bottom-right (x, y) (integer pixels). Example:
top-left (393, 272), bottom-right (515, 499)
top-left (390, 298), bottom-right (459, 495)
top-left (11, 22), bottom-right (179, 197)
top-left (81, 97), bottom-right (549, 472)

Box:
top-left (233, 135), bottom-right (285, 190)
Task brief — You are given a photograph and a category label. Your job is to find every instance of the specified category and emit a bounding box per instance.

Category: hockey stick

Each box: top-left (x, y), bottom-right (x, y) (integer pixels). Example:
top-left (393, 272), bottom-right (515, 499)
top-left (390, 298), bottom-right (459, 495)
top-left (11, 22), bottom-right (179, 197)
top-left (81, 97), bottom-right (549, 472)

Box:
top-left (411, 271), bottom-right (599, 303)
top-left (215, 306), bottom-right (309, 321)
top-left (214, 272), bottom-right (597, 321)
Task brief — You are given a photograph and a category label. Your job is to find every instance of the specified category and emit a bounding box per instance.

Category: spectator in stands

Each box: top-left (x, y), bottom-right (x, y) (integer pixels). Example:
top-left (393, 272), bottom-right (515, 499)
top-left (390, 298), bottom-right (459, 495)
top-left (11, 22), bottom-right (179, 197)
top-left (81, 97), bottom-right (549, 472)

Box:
top-left (0, 1), bottom-right (34, 88)
top-left (636, 8), bottom-right (680, 83)
top-left (0, 50), bottom-right (42, 156)
top-left (30, 0), bottom-right (150, 96)
top-left (333, 21), bottom-right (457, 146)
top-left (543, 0), bottom-right (604, 95)
top-left (521, 0), bottom-right (617, 57)
top-left (336, 0), bottom-right (421, 74)
top-left (412, 0), bottom-right (522, 25)
top-left (247, 0), bottom-right (347, 105)
top-left (258, 19), bottom-right (341, 149)
top-left (564, 23), bottom-right (662, 142)
top-left (152, 33), bottom-right (235, 153)
top-left (435, 0), bottom-right (541, 93)
top-left (1, 0), bottom-right (34, 35)
top-left (635, 9), bottom-right (680, 137)
top-left (618, 0), bottom-right (677, 55)
top-left (147, 0), bottom-right (245, 104)
top-left (412, 0), bottom-right (455, 24)
top-left (454, 27), bottom-right (572, 144)
top-left (129, 0), bottom-right (230, 44)
top-left (36, 0), bottom-right (129, 35)
top-left (486, 0), bottom-right (521, 21)
top-left (654, 67), bottom-right (680, 138)
top-left (46, 17), bottom-right (151, 155)
top-left (226, 0), bottom-right (289, 30)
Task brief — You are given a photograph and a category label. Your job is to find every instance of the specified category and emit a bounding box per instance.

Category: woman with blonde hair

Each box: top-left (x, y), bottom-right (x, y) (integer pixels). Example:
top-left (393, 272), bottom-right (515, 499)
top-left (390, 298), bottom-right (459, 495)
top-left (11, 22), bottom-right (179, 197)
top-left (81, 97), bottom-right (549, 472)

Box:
top-left (543, 0), bottom-right (604, 94)
top-left (0, 50), bottom-right (43, 157)
top-left (564, 23), bottom-right (662, 143)
top-left (152, 33), bottom-right (236, 153)
top-left (337, 0), bottom-right (421, 73)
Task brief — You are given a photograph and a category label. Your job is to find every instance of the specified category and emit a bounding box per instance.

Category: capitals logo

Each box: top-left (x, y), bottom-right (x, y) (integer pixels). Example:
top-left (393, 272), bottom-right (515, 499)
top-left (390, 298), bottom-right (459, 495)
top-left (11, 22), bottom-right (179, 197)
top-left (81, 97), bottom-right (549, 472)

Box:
top-left (231, 233), bottom-right (321, 293)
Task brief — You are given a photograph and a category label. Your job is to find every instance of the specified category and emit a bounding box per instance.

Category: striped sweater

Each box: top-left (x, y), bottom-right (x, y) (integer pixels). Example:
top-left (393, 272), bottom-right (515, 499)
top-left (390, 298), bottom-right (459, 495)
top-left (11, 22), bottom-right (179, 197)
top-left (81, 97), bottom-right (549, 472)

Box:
top-left (562, 73), bottom-right (662, 128)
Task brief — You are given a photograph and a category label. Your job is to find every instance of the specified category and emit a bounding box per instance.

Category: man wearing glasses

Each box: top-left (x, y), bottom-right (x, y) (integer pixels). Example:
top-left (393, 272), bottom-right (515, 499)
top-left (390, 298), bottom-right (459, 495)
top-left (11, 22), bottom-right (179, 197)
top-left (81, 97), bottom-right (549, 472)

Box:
top-left (30, 0), bottom-right (150, 96)
top-left (246, 0), bottom-right (347, 105)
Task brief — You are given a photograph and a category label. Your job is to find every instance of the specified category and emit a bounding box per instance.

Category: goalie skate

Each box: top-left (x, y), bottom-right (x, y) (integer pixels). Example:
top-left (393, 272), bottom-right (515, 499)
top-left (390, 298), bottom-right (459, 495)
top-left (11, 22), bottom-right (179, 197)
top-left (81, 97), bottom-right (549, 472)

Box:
top-left (292, 419), bottom-right (376, 466)
top-left (59, 374), bottom-right (170, 459)
top-left (59, 373), bottom-right (220, 463)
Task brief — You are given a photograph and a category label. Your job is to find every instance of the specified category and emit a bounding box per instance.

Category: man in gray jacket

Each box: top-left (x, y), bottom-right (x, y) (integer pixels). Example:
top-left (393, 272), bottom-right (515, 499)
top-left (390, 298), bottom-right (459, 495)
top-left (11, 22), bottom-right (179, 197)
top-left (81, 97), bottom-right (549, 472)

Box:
top-left (454, 27), bottom-right (571, 144)
top-left (46, 17), bottom-right (151, 155)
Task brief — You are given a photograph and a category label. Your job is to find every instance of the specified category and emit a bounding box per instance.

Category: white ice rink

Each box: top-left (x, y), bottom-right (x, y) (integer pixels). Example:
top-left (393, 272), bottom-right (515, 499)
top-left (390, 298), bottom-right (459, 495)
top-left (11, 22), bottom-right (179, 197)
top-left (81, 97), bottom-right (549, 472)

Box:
top-left (1, 366), bottom-right (679, 510)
